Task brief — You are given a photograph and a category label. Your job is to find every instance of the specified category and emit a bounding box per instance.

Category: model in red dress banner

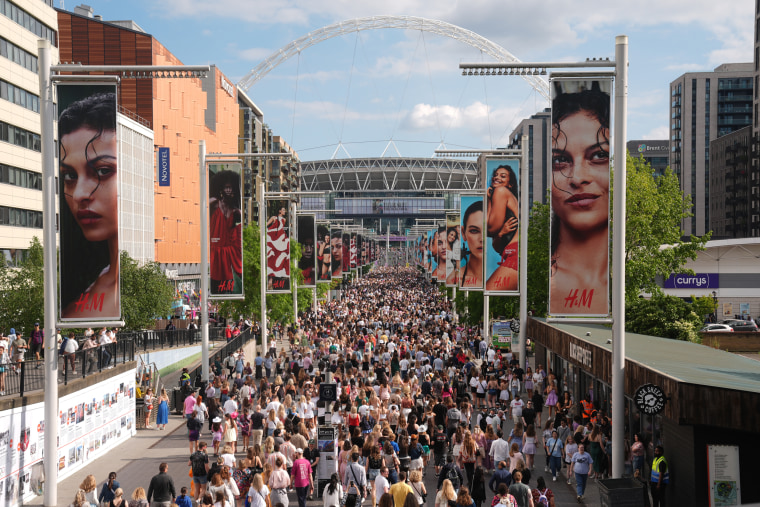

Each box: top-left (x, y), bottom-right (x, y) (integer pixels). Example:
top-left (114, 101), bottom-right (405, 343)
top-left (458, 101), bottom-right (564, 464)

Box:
top-left (209, 170), bottom-right (243, 295)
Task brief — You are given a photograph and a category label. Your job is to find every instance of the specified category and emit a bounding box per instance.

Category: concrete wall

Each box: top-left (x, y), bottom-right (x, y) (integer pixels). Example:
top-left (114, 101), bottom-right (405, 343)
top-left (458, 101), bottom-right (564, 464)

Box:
top-left (138, 344), bottom-right (204, 372)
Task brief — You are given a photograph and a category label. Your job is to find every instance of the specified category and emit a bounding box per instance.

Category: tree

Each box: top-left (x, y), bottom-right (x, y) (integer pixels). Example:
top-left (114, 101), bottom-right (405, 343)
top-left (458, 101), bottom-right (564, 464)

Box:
top-left (120, 251), bottom-right (174, 330)
top-left (0, 237), bottom-right (44, 334)
top-left (623, 153), bottom-right (710, 304)
top-left (626, 294), bottom-right (702, 343)
top-left (690, 294), bottom-right (718, 323)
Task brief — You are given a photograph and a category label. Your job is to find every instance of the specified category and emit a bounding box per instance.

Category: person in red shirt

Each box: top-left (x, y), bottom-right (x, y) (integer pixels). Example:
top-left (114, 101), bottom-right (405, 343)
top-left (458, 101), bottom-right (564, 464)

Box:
top-left (291, 448), bottom-right (314, 507)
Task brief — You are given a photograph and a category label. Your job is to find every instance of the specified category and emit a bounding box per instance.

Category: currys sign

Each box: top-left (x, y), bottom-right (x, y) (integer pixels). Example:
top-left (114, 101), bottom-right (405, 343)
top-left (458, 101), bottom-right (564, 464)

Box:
top-left (664, 273), bottom-right (719, 289)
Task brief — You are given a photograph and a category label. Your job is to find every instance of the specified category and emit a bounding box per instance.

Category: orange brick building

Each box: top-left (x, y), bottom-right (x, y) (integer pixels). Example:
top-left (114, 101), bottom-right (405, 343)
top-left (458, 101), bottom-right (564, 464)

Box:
top-left (57, 8), bottom-right (238, 280)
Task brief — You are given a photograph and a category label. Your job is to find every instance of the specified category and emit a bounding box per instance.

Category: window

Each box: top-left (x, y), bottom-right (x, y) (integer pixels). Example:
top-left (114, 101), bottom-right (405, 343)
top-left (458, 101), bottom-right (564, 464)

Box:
top-left (0, 206), bottom-right (43, 228)
top-left (0, 120), bottom-right (41, 152)
top-left (0, 0), bottom-right (57, 46)
top-left (0, 163), bottom-right (42, 190)
top-left (0, 37), bottom-right (39, 74)
top-left (0, 78), bottom-right (39, 113)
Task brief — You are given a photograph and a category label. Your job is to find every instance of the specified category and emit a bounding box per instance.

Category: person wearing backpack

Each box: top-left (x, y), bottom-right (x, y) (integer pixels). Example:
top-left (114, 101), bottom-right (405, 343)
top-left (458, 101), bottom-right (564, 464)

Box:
top-left (437, 454), bottom-right (464, 493)
top-left (530, 477), bottom-right (554, 507)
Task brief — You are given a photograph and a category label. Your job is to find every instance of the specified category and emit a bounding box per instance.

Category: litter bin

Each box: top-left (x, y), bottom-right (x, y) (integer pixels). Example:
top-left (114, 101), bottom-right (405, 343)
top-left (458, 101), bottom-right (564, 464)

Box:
top-left (598, 478), bottom-right (649, 507)
top-left (172, 387), bottom-right (183, 415)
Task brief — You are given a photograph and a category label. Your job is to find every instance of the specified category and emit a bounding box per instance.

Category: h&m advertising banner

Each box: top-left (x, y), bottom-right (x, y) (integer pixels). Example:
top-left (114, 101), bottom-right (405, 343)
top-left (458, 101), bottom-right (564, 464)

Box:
top-left (57, 83), bottom-right (121, 322)
top-left (297, 214), bottom-right (316, 288)
top-left (330, 227), bottom-right (343, 279)
top-left (482, 157), bottom-right (520, 294)
top-left (209, 162), bottom-right (244, 298)
top-left (549, 78), bottom-right (612, 317)
top-left (459, 194), bottom-right (484, 290)
top-left (446, 212), bottom-right (460, 287)
top-left (266, 198), bottom-right (291, 293)
top-left (317, 222), bottom-right (331, 283)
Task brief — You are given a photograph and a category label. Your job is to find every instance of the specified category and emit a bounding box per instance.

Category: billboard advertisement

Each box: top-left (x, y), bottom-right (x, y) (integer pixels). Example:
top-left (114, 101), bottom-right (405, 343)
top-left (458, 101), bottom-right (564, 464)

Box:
top-left (157, 147), bottom-right (170, 187)
top-left (428, 229), bottom-right (438, 279)
top-left (350, 232), bottom-right (357, 269)
top-left (433, 224), bottom-right (446, 281)
top-left (459, 194), bottom-right (484, 290)
top-left (330, 227), bottom-right (343, 279)
top-left (297, 214), bottom-right (316, 288)
top-left (482, 157), bottom-right (520, 294)
top-left (266, 198), bottom-right (291, 293)
top-left (209, 162), bottom-right (244, 298)
top-left (549, 78), bottom-right (612, 316)
top-left (58, 84), bottom-right (121, 322)
top-left (446, 212), bottom-right (460, 287)
top-left (342, 232), bottom-right (350, 273)
top-left (356, 234), bottom-right (363, 269)
top-left (317, 222), bottom-right (331, 282)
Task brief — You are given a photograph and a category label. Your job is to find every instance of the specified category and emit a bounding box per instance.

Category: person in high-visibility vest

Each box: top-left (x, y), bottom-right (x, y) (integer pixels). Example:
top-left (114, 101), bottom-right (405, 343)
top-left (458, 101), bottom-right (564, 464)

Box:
top-left (580, 394), bottom-right (594, 424)
top-left (650, 445), bottom-right (669, 507)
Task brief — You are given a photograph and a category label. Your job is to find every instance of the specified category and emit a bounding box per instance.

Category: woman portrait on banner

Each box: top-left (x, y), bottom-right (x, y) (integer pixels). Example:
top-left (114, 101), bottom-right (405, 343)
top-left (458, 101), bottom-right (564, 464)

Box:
top-left (433, 226), bottom-right (447, 280)
top-left (549, 80), bottom-right (611, 315)
top-left (209, 169), bottom-right (243, 295)
top-left (297, 217), bottom-right (315, 285)
top-left (59, 90), bottom-right (120, 319)
top-left (445, 224), bottom-right (460, 285)
top-left (485, 163), bottom-right (519, 292)
top-left (342, 233), bottom-right (351, 272)
top-left (266, 203), bottom-right (290, 291)
top-left (331, 230), bottom-right (343, 277)
top-left (459, 198), bottom-right (484, 289)
top-left (317, 225), bottom-right (331, 281)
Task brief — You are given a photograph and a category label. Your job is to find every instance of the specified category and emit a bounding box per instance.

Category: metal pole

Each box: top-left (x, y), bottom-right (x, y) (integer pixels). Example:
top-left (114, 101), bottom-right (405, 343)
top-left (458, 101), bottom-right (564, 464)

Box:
top-left (611, 35), bottom-right (628, 479)
top-left (39, 39), bottom-right (58, 507)
top-left (483, 295), bottom-right (489, 343)
top-left (292, 201), bottom-right (298, 328)
top-left (199, 140), bottom-right (210, 383)
top-left (386, 224), bottom-right (390, 266)
top-left (518, 134), bottom-right (528, 367)
top-left (259, 180), bottom-right (268, 357)
top-left (452, 286), bottom-right (457, 322)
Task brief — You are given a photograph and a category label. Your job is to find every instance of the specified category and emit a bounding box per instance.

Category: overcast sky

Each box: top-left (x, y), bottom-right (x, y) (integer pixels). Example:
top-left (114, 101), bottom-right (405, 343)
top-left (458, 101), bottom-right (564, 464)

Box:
top-left (83, 0), bottom-right (754, 161)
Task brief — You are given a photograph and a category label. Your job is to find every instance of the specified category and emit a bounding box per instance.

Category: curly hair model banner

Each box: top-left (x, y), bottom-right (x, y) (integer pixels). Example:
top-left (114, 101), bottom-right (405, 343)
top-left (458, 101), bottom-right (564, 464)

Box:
top-left (208, 162), bottom-right (244, 299)
top-left (481, 156), bottom-right (521, 295)
top-left (297, 214), bottom-right (316, 288)
top-left (458, 194), bottom-right (484, 291)
top-left (330, 226), bottom-right (344, 279)
top-left (445, 212), bottom-right (460, 288)
top-left (549, 78), bottom-right (612, 317)
top-left (57, 84), bottom-right (121, 322)
top-left (266, 198), bottom-right (291, 293)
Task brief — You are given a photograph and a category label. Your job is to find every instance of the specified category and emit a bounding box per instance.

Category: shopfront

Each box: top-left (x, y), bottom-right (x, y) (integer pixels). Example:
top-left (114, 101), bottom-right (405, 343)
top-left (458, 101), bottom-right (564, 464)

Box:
top-left (528, 317), bottom-right (760, 507)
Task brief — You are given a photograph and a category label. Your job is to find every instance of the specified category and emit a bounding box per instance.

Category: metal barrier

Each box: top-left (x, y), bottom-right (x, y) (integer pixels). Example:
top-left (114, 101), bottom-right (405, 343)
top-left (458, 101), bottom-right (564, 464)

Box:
top-left (186, 328), bottom-right (257, 386)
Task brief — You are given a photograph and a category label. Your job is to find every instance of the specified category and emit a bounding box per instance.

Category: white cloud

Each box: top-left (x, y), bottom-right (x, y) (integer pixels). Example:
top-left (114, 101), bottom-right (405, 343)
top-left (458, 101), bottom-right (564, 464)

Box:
top-left (239, 47), bottom-right (273, 61)
top-left (664, 63), bottom-right (706, 72)
top-left (641, 125), bottom-right (669, 140)
top-left (265, 99), bottom-right (396, 122)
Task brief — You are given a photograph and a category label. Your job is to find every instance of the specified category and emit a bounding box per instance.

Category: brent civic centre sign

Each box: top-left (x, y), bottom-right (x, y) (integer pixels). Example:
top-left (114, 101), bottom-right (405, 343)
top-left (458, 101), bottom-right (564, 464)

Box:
top-left (664, 273), bottom-right (719, 289)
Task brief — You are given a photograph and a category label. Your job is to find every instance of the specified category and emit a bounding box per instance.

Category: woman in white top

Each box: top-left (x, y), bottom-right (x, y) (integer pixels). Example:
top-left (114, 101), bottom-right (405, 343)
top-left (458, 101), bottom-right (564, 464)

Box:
top-left (409, 470), bottom-right (427, 506)
top-left (435, 479), bottom-right (457, 507)
top-left (247, 474), bottom-right (270, 507)
top-left (323, 473), bottom-right (344, 507)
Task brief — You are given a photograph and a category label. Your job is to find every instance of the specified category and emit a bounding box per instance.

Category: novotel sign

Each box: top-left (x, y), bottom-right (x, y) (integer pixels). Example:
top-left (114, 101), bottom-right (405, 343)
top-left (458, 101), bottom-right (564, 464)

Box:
top-left (158, 147), bottom-right (170, 187)
top-left (220, 75), bottom-right (235, 97)
top-left (664, 273), bottom-right (719, 289)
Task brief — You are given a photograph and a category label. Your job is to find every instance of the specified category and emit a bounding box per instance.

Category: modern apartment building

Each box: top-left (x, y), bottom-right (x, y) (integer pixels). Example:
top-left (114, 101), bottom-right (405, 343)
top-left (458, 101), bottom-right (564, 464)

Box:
top-left (709, 126), bottom-right (754, 238)
top-left (670, 63), bottom-right (754, 237)
top-left (509, 108), bottom-right (551, 206)
top-left (0, 0), bottom-right (58, 265)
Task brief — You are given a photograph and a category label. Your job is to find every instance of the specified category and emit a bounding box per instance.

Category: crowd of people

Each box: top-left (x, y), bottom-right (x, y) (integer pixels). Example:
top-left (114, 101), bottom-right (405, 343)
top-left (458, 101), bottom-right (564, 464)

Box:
top-left (67, 266), bottom-right (659, 507)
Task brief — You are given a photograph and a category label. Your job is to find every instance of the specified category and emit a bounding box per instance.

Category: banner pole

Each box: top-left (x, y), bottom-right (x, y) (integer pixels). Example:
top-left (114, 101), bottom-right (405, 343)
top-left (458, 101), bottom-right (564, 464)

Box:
top-left (611, 35), bottom-right (629, 479)
top-left (39, 39), bottom-right (59, 507)
top-left (518, 134), bottom-right (528, 367)
top-left (292, 201), bottom-right (298, 331)
top-left (260, 181), bottom-right (268, 357)
top-left (199, 140), bottom-right (210, 383)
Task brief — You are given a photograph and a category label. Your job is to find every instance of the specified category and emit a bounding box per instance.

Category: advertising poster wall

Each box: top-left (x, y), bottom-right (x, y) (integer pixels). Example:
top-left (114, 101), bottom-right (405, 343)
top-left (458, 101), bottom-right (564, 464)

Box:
top-left (0, 370), bottom-right (136, 506)
top-left (342, 233), bottom-right (350, 273)
top-left (350, 233), bottom-right (357, 269)
top-left (266, 198), bottom-right (291, 293)
top-left (330, 227), bottom-right (343, 279)
top-left (208, 162), bottom-right (244, 298)
top-left (297, 214), bottom-right (316, 288)
top-left (428, 229), bottom-right (438, 280)
top-left (491, 321), bottom-right (513, 350)
top-left (446, 213), bottom-right (460, 287)
top-left (459, 194), bottom-right (484, 290)
top-left (548, 78), bottom-right (611, 316)
top-left (57, 83), bottom-right (121, 322)
top-left (317, 222), bottom-right (331, 283)
top-left (482, 157), bottom-right (520, 294)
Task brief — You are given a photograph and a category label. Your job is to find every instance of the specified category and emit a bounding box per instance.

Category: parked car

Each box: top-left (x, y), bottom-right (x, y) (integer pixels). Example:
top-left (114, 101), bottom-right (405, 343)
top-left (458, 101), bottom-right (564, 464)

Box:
top-left (720, 319), bottom-right (758, 332)
top-left (700, 324), bottom-right (734, 333)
